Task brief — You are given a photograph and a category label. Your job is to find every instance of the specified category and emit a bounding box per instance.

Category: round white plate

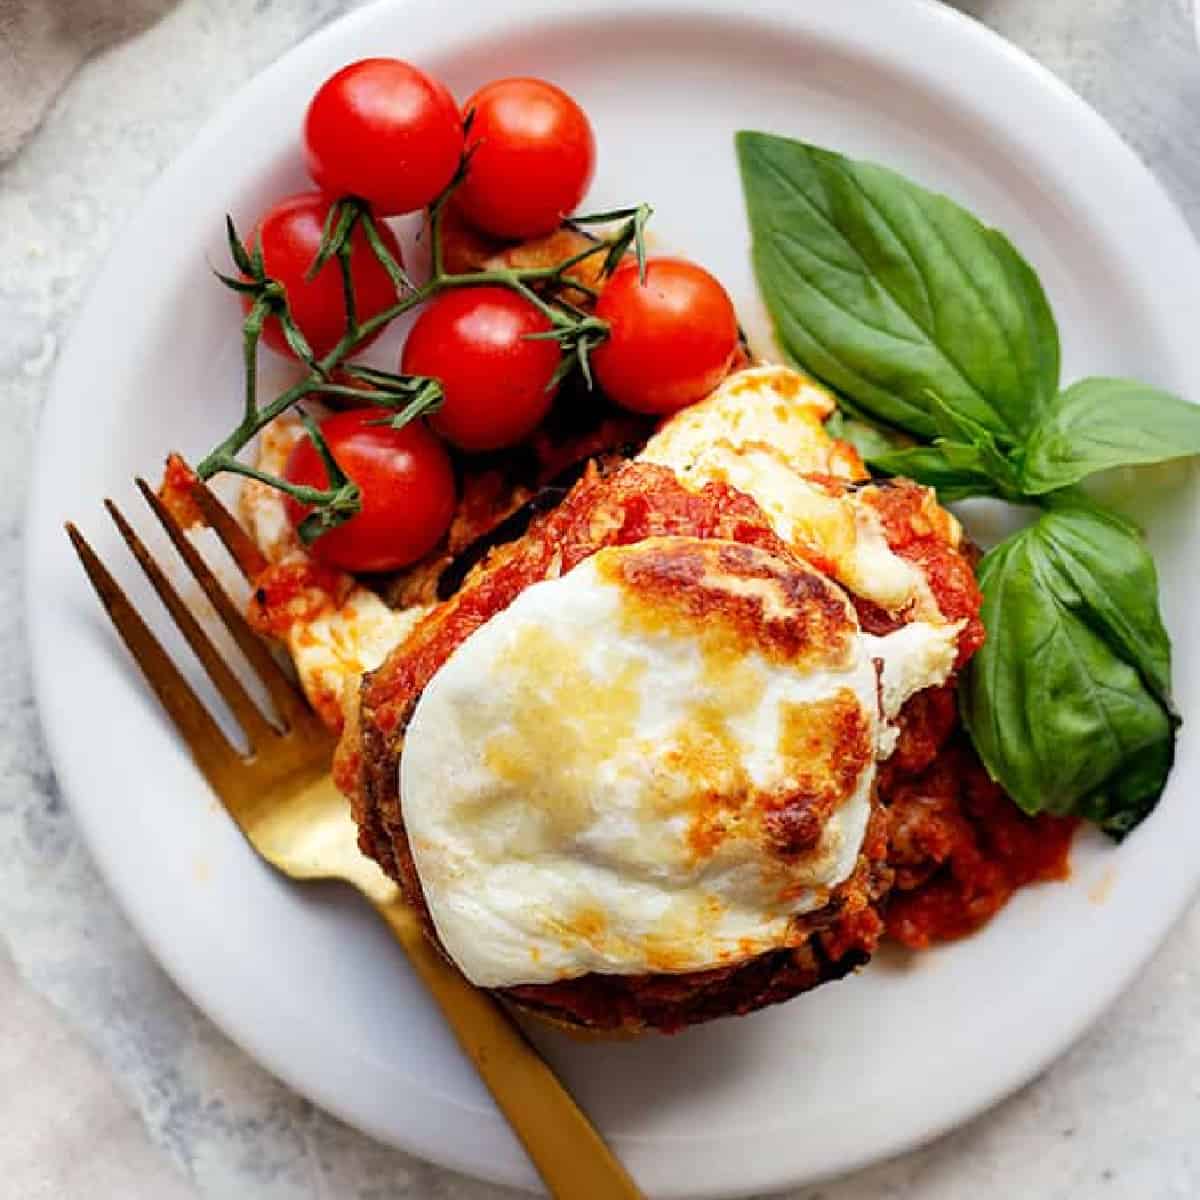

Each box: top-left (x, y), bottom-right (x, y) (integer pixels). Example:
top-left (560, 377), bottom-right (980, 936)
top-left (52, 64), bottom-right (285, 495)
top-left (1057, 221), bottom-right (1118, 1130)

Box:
top-left (26, 0), bottom-right (1200, 1195)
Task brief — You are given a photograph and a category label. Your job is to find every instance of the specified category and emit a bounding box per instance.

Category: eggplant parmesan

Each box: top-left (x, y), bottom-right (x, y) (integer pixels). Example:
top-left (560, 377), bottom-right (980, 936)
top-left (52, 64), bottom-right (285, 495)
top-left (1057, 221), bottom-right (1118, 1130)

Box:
top-left (330, 364), bottom-right (985, 1032)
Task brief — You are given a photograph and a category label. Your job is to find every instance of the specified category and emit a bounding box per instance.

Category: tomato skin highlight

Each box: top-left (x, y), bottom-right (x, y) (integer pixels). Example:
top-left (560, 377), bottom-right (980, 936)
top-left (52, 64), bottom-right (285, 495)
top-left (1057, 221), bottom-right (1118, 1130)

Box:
top-left (245, 191), bottom-right (402, 360)
top-left (284, 409), bottom-right (456, 574)
top-left (303, 58), bottom-right (464, 216)
top-left (454, 77), bottom-right (595, 240)
top-left (401, 286), bottom-right (561, 452)
top-left (592, 256), bottom-right (739, 415)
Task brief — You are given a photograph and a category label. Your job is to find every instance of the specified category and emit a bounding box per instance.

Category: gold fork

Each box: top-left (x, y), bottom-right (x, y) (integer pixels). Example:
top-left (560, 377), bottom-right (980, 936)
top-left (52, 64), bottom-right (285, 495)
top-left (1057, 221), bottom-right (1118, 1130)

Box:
top-left (65, 476), bottom-right (642, 1200)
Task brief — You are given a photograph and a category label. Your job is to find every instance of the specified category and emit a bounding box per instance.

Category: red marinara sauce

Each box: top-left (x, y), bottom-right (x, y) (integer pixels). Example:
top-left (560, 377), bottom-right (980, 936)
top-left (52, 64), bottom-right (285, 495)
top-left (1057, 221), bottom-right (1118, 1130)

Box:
top-left (245, 558), bottom-right (351, 639)
top-left (883, 740), bottom-right (1078, 949)
top-left (158, 454), bottom-right (206, 531)
top-left (858, 480), bottom-right (986, 667)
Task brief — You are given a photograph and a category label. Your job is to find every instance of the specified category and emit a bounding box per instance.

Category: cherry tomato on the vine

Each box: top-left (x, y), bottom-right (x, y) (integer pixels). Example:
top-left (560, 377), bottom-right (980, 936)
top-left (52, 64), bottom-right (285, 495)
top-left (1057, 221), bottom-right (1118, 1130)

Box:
top-left (401, 286), bottom-right (561, 452)
top-left (454, 77), bottom-right (595, 240)
top-left (303, 58), bottom-right (464, 216)
top-left (284, 409), bottom-right (456, 573)
top-left (246, 191), bottom-right (403, 360)
top-left (592, 257), bottom-right (739, 415)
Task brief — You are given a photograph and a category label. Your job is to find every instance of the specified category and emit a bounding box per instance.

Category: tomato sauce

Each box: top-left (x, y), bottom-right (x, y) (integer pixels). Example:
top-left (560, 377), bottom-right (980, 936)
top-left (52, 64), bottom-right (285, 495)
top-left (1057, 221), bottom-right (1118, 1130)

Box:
top-left (883, 740), bottom-right (1077, 949)
top-left (861, 481), bottom-right (986, 666)
top-left (246, 557), bottom-right (351, 639)
top-left (158, 454), bottom-right (206, 531)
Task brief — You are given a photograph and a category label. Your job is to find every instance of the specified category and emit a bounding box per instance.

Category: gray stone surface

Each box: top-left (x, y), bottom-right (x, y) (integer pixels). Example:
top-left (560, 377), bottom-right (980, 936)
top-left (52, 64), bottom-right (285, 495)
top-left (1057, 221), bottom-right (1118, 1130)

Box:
top-left (1, 1), bottom-right (1198, 1196)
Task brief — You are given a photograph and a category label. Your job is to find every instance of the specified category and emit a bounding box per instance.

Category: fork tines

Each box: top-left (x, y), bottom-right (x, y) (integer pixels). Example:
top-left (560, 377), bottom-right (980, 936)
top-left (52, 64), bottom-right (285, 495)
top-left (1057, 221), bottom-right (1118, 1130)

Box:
top-left (66, 468), bottom-right (329, 790)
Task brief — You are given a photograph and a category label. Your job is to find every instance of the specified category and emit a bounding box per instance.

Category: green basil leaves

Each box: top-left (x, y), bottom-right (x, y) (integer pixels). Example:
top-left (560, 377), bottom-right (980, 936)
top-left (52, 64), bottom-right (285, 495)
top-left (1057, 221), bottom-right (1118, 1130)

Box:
top-left (736, 131), bottom-right (1060, 441)
top-left (961, 504), bottom-right (1177, 836)
top-left (738, 130), bottom-right (1192, 837)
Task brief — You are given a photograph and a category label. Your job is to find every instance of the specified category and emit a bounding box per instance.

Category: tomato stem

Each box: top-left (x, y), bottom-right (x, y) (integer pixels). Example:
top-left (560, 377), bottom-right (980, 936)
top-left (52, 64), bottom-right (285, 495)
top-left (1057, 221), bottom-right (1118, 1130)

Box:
top-left (429, 192), bottom-right (448, 281)
top-left (359, 208), bottom-right (415, 293)
top-left (203, 452), bottom-right (346, 509)
top-left (241, 295), bottom-right (269, 426)
top-left (197, 182), bottom-right (648, 530)
top-left (337, 239), bottom-right (358, 339)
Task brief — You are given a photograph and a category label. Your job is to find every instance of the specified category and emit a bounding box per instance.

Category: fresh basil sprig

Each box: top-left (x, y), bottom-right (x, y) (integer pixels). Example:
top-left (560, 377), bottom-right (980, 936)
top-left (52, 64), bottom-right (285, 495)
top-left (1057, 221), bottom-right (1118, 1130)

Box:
top-left (735, 131), bottom-right (1059, 441)
top-left (738, 130), bottom-right (1195, 837)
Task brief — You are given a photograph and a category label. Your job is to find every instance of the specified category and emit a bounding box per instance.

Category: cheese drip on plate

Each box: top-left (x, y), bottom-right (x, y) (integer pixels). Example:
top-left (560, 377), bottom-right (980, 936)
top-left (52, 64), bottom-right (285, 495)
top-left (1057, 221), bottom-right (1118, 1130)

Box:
top-left (401, 536), bottom-right (957, 988)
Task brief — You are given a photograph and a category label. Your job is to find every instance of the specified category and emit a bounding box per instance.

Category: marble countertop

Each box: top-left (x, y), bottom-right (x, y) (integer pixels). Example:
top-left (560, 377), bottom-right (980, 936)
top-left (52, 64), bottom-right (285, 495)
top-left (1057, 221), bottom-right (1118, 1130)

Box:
top-left (3, 1), bottom-right (1200, 1197)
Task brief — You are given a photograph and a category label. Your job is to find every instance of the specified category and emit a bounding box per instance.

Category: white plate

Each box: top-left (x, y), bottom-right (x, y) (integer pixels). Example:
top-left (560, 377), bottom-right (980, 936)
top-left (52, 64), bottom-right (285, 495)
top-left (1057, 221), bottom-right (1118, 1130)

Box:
top-left (26, 1), bottom-right (1200, 1196)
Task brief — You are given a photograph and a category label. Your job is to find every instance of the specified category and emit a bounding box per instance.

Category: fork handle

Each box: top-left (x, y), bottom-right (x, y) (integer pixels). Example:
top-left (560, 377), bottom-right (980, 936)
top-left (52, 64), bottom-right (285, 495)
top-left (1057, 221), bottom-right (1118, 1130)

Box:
top-left (372, 898), bottom-right (644, 1200)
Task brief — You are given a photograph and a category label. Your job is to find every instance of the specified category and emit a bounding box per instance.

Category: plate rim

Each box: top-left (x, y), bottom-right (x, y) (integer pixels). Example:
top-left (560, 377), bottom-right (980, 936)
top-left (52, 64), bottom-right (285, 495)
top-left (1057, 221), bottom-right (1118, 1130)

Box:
top-left (25, 0), bottom-right (1200, 1195)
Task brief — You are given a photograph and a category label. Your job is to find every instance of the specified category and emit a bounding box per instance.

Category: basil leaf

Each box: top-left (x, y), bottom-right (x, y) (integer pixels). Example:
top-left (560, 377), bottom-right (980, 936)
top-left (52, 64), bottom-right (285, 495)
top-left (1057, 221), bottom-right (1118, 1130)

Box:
top-left (737, 131), bottom-right (1059, 441)
top-left (1022, 377), bottom-right (1200, 494)
top-left (1034, 498), bottom-right (1173, 706)
top-left (962, 509), bottom-right (1175, 828)
top-left (868, 446), bottom-right (999, 501)
top-left (985, 227), bottom-right (1061, 423)
top-left (1078, 731), bottom-right (1175, 841)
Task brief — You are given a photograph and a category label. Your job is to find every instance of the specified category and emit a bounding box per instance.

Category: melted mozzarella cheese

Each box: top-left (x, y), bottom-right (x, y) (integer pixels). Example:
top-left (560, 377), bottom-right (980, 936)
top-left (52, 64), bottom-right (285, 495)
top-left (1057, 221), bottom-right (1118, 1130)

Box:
top-left (640, 363), bottom-right (850, 474)
top-left (640, 364), bottom-right (949, 621)
top-left (680, 441), bottom-right (928, 613)
top-left (401, 542), bottom-right (957, 988)
top-left (290, 595), bottom-right (428, 728)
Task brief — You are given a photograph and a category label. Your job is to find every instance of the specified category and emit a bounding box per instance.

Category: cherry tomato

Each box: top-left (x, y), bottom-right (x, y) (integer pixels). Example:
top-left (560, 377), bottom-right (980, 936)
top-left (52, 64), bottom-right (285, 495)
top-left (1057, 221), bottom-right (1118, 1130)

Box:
top-left (592, 257), bottom-right (739, 415)
top-left (401, 286), bottom-right (560, 452)
top-left (303, 58), bottom-right (464, 216)
top-left (454, 78), bottom-right (595, 240)
top-left (284, 409), bottom-right (456, 573)
top-left (246, 191), bottom-right (402, 360)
